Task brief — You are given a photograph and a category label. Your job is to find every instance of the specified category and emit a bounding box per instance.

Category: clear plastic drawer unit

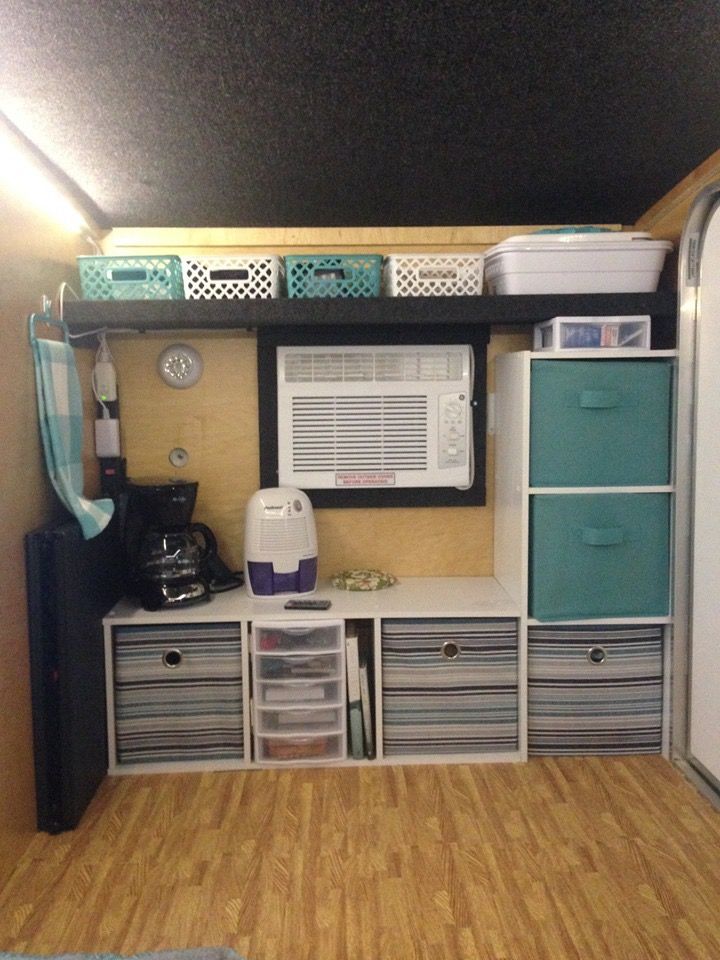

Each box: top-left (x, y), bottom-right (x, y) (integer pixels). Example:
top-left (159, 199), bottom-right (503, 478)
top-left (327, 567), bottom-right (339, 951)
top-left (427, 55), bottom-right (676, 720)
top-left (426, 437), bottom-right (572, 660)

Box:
top-left (251, 620), bottom-right (346, 764)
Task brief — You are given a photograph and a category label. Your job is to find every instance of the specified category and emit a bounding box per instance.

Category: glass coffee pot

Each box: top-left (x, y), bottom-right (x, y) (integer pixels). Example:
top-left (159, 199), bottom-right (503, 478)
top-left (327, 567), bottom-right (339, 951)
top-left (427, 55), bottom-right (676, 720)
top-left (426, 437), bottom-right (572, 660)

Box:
top-left (135, 522), bottom-right (216, 609)
top-left (125, 478), bottom-right (212, 611)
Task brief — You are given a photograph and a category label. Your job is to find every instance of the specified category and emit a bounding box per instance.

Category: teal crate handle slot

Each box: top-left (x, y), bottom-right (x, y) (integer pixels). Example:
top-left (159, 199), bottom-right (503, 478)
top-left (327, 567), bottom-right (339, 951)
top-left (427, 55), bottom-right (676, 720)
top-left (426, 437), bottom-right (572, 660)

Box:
top-left (107, 267), bottom-right (149, 282)
top-left (580, 526), bottom-right (625, 546)
top-left (314, 267), bottom-right (347, 280)
top-left (579, 389), bottom-right (621, 409)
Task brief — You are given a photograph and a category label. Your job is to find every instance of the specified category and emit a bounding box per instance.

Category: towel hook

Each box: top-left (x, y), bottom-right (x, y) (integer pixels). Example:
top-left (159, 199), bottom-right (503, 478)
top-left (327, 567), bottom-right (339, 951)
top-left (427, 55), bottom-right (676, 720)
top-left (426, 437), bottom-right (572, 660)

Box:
top-left (28, 297), bottom-right (70, 345)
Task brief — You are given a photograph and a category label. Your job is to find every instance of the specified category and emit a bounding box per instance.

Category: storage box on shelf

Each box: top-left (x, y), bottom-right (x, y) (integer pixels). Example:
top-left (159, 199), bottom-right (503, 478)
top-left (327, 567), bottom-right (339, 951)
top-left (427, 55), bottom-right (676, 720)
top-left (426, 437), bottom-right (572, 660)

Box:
top-left (284, 254), bottom-right (382, 298)
top-left (527, 623), bottom-right (664, 755)
top-left (112, 621), bottom-right (244, 765)
top-left (484, 231), bottom-right (672, 295)
top-left (533, 315), bottom-right (651, 350)
top-left (181, 255), bottom-right (282, 299)
top-left (77, 255), bottom-right (185, 300)
top-left (381, 618), bottom-right (519, 756)
top-left (383, 253), bottom-right (484, 296)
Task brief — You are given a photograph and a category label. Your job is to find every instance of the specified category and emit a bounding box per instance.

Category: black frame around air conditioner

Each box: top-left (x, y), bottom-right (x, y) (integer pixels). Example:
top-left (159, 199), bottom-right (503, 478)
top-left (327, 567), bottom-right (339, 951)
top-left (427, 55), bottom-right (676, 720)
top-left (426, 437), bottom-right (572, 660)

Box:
top-left (257, 323), bottom-right (489, 508)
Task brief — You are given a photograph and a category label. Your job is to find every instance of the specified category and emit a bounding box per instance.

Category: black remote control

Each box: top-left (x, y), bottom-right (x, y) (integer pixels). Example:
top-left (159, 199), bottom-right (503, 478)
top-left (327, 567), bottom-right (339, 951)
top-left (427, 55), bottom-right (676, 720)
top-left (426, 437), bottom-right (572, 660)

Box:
top-left (284, 598), bottom-right (332, 610)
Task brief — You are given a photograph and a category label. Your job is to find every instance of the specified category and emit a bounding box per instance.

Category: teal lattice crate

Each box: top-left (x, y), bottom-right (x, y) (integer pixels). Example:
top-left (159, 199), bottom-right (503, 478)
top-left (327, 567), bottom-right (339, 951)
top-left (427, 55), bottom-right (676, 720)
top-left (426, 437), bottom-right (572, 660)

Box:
top-left (284, 254), bottom-right (382, 298)
top-left (77, 255), bottom-right (185, 300)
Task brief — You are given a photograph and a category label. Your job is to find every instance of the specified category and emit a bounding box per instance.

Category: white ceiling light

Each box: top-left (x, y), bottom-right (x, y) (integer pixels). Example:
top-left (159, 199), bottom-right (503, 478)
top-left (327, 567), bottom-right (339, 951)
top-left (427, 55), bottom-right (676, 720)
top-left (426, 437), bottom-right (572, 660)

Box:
top-left (0, 122), bottom-right (90, 234)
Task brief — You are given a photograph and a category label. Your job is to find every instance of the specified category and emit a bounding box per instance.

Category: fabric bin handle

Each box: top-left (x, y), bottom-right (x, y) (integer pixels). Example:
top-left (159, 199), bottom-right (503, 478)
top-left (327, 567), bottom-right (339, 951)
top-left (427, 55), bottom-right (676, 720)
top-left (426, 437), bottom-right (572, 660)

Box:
top-left (579, 389), bottom-right (621, 409)
top-left (580, 526), bottom-right (625, 546)
top-left (163, 648), bottom-right (183, 668)
top-left (441, 641), bottom-right (461, 660)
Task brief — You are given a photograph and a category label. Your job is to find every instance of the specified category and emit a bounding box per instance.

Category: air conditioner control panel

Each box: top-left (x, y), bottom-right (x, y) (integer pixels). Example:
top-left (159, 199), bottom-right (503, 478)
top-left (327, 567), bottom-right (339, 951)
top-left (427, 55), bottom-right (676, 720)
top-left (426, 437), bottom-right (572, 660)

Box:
top-left (438, 392), bottom-right (469, 468)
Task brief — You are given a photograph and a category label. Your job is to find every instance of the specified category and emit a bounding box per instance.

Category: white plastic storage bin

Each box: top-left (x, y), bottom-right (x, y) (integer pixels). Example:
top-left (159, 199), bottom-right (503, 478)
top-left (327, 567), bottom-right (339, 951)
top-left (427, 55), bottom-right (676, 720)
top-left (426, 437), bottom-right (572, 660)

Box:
top-left (534, 315), bottom-right (651, 350)
top-left (484, 231), bottom-right (672, 294)
top-left (181, 255), bottom-right (282, 299)
top-left (384, 253), bottom-right (484, 296)
top-left (251, 619), bottom-right (346, 764)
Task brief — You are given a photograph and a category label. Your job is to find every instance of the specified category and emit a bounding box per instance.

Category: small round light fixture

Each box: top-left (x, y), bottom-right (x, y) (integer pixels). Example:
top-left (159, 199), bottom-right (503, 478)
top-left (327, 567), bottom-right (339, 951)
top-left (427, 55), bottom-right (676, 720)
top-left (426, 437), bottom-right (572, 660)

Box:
top-left (157, 343), bottom-right (203, 389)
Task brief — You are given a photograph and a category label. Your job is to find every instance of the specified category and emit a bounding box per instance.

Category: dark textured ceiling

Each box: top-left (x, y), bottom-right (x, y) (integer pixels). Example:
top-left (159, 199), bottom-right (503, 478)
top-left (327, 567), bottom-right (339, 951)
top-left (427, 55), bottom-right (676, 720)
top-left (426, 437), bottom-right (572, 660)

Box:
top-left (2, 0), bottom-right (720, 229)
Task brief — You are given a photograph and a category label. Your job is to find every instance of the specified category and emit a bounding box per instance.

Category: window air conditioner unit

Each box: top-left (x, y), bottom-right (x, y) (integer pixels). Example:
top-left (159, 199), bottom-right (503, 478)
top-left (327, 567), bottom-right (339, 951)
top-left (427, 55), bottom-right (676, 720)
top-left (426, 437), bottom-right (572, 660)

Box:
top-left (276, 344), bottom-right (474, 489)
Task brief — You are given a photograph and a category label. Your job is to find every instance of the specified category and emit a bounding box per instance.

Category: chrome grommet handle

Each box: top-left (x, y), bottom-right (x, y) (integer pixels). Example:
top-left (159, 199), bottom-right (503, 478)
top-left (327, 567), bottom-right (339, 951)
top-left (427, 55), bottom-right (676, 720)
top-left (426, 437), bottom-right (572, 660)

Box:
top-left (163, 648), bottom-right (183, 668)
top-left (441, 641), bottom-right (461, 660)
top-left (587, 646), bottom-right (607, 665)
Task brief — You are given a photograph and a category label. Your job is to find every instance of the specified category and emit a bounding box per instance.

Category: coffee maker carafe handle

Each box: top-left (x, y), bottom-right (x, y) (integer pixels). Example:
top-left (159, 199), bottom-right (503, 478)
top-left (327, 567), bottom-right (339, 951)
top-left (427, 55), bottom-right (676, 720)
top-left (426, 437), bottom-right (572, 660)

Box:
top-left (188, 522), bottom-right (217, 559)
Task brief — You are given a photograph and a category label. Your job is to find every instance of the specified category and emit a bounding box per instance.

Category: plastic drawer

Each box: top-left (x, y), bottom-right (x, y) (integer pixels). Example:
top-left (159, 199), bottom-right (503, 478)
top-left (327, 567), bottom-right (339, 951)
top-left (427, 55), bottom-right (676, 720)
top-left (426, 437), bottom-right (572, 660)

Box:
top-left (255, 678), bottom-right (343, 707)
top-left (252, 621), bottom-right (343, 653)
top-left (530, 360), bottom-right (672, 486)
top-left (113, 622), bottom-right (243, 764)
top-left (529, 493), bottom-right (670, 620)
top-left (254, 651), bottom-right (343, 682)
top-left (256, 733), bottom-right (345, 763)
top-left (528, 624), bottom-right (664, 755)
top-left (254, 705), bottom-right (344, 735)
top-left (381, 618), bottom-right (518, 756)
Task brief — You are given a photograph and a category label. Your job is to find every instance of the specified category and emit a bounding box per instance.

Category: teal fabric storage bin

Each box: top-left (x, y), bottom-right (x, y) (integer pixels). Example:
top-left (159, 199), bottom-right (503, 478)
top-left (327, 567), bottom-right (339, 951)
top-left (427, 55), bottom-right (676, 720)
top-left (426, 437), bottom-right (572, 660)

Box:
top-left (530, 360), bottom-right (672, 486)
top-left (530, 493), bottom-right (670, 620)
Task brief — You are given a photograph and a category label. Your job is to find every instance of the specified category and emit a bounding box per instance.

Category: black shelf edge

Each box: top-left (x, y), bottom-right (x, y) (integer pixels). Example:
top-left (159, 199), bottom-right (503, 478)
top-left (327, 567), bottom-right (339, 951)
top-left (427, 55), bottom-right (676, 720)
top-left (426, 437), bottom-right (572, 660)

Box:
top-left (64, 291), bottom-right (677, 336)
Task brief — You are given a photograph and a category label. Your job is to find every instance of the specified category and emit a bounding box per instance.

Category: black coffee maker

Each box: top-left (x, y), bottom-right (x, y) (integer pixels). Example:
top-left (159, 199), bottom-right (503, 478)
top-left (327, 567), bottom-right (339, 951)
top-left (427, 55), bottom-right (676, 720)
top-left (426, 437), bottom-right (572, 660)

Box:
top-left (125, 477), bottom-right (241, 611)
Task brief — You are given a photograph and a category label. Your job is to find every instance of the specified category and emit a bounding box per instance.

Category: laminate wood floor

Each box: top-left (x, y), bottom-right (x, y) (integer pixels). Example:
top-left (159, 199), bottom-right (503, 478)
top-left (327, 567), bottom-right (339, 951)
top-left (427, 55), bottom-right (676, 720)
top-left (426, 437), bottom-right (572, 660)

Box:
top-left (1, 757), bottom-right (719, 960)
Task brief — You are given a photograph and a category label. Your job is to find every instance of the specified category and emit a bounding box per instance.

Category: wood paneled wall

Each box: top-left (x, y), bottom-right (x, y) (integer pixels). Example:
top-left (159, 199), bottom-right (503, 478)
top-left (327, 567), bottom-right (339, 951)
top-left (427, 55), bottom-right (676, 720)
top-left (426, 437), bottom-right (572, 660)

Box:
top-left (0, 187), bottom-right (95, 884)
top-left (636, 148), bottom-right (720, 241)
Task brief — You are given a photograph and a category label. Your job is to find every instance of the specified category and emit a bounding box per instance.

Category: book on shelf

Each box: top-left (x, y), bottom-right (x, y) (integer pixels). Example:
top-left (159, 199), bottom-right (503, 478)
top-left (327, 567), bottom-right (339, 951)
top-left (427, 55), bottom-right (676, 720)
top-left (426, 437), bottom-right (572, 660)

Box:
top-left (345, 624), bottom-right (364, 760)
top-left (359, 647), bottom-right (375, 759)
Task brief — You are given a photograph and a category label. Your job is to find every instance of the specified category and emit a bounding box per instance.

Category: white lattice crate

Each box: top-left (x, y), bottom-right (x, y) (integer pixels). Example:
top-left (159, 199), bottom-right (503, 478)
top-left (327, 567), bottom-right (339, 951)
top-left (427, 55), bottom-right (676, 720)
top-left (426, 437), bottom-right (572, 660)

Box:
top-left (181, 255), bottom-right (282, 299)
top-left (384, 253), bottom-right (484, 296)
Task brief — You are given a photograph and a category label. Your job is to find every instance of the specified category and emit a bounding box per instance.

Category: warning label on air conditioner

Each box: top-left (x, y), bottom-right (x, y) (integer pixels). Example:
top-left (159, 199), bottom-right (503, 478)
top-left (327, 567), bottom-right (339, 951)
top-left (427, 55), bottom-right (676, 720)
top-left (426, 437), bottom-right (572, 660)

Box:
top-left (335, 471), bottom-right (396, 487)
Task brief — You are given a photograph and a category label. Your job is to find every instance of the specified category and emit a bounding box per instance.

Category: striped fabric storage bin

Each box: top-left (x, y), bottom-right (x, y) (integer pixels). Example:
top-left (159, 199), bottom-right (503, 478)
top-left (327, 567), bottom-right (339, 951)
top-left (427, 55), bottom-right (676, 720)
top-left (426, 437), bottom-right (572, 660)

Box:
top-left (528, 624), bottom-right (664, 756)
top-left (114, 622), bottom-right (243, 764)
top-left (381, 618), bottom-right (518, 756)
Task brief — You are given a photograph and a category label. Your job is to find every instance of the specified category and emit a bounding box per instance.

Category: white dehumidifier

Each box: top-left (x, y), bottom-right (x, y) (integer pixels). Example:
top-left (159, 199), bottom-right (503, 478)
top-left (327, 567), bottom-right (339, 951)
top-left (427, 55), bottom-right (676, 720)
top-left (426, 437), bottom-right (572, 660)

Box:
top-left (244, 487), bottom-right (318, 597)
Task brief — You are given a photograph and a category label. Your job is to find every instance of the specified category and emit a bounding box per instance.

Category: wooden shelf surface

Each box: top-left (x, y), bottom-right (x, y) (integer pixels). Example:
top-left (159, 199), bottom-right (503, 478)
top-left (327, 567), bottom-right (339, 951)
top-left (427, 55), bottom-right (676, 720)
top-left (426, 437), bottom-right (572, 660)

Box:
top-left (65, 291), bottom-right (677, 336)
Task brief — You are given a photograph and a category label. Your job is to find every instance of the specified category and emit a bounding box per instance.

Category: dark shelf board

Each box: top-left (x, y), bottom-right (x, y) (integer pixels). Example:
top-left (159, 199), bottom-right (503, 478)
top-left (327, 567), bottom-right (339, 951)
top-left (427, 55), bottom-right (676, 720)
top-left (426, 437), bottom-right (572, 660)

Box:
top-left (64, 291), bottom-right (677, 336)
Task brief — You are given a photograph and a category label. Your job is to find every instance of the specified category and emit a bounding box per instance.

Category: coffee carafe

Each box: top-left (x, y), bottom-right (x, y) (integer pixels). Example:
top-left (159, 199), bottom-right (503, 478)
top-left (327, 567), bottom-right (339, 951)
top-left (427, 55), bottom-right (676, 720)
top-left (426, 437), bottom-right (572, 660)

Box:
top-left (125, 478), bottom-right (216, 610)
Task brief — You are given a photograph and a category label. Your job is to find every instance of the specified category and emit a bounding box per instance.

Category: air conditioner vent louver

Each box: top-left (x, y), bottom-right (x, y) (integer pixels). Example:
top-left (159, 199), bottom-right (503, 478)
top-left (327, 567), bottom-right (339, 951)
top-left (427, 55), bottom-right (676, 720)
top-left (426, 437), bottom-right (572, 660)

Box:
top-left (284, 351), bottom-right (463, 383)
top-left (291, 396), bottom-right (428, 471)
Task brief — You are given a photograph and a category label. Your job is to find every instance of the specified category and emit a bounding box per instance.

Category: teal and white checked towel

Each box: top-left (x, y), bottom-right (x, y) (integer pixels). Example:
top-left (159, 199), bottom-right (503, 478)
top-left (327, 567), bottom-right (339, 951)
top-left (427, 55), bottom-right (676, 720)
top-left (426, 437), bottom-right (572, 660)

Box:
top-left (31, 321), bottom-right (114, 539)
